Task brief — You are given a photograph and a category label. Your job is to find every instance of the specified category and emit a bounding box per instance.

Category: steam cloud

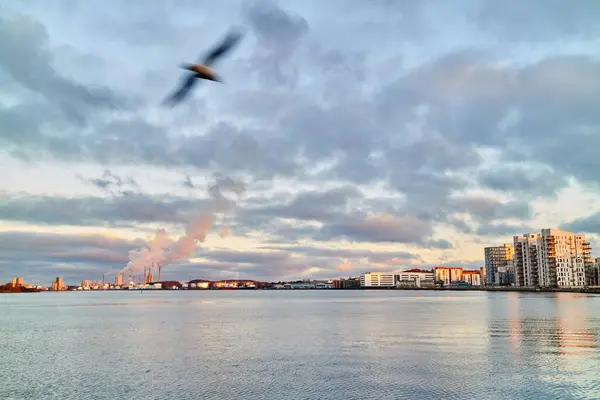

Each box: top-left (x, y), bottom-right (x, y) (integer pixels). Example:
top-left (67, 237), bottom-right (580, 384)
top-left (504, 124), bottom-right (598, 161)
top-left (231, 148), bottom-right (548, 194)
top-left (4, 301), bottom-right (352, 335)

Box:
top-left (120, 173), bottom-right (246, 279)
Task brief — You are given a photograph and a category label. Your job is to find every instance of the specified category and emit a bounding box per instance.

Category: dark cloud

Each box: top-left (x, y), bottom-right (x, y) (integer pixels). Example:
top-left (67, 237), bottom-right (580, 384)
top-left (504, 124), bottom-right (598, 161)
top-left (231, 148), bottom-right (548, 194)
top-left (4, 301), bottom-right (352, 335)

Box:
top-left (317, 214), bottom-right (446, 247)
top-left (182, 174), bottom-right (196, 189)
top-left (242, 0), bottom-right (310, 85)
top-left (258, 244), bottom-right (423, 264)
top-left (475, 222), bottom-right (536, 238)
top-left (244, 185), bottom-right (361, 224)
top-left (477, 167), bottom-right (569, 198)
top-left (0, 14), bottom-right (131, 124)
top-left (0, 192), bottom-right (208, 227)
top-left (561, 214), bottom-right (600, 235)
top-left (449, 196), bottom-right (531, 221)
top-left (78, 169), bottom-right (140, 195)
top-left (0, 231), bottom-right (142, 284)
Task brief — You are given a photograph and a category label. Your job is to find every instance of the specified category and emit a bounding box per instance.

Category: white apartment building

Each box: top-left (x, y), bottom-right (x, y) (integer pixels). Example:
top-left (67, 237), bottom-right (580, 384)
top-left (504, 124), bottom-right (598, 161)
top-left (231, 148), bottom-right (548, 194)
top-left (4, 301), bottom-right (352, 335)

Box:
top-left (360, 272), bottom-right (395, 287)
top-left (514, 229), bottom-right (593, 288)
top-left (539, 229), bottom-right (589, 288)
top-left (360, 270), bottom-right (434, 288)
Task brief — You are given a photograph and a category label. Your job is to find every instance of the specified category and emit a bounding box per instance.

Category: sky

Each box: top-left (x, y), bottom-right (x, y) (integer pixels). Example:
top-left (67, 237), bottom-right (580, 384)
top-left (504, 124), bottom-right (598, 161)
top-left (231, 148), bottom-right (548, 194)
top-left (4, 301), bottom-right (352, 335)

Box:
top-left (1, 0), bottom-right (600, 286)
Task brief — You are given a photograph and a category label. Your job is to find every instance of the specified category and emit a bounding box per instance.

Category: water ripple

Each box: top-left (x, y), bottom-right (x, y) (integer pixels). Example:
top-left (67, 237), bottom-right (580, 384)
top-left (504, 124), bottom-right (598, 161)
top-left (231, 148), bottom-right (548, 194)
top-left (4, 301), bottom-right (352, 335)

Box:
top-left (1, 291), bottom-right (600, 399)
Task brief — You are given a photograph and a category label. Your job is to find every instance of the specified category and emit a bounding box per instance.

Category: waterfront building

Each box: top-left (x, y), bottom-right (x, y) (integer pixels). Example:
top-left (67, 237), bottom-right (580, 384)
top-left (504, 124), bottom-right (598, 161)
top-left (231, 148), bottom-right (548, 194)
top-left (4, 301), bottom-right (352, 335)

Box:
top-left (539, 228), bottom-right (590, 288)
top-left (360, 270), bottom-right (436, 288)
top-left (513, 229), bottom-right (593, 288)
top-left (360, 272), bottom-right (395, 287)
top-left (484, 244), bottom-right (514, 286)
top-left (332, 278), bottom-right (361, 289)
top-left (584, 261), bottom-right (599, 287)
top-left (434, 267), bottom-right (463, 286)
top-left (463, 270), bottom-right (481, 287)
top-left (395, 269), bottom-right (435, 288)
top-left (513, 233), bottom-right (542, 288)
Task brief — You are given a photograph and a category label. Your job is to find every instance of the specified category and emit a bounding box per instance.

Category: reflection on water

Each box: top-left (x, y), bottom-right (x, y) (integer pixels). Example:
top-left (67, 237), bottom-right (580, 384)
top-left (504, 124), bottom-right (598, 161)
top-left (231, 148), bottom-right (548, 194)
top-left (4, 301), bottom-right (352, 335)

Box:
top-left (486, 292), bottom-right (600, 399)
top-left (1, 290), bottom-right (600, 399)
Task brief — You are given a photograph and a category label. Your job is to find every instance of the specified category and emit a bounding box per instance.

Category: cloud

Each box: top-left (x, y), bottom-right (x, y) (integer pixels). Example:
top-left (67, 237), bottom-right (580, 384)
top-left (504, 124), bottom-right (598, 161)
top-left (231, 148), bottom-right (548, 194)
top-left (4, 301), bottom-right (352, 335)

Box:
top-left (0, 192), bottom-right (209, 227)
top-left (318, 214), bottom-right (445, 246)
top-left (77, 169), bottom-right (140, 195)
top-left (242, 0), bottom-right (310, 85)
top-left (475, 0), bottom-right (600, 42)
top-left (0, 14), bottom-right (130, 125)
top-left (258, 244), bottom-right (423, 264)
top-left (0, 231), bottom-right (141, 284)
top-left (477, 166), bottom-right (569, 198)
top-left (449, 196), bottom-right (531, 221)
top-left (561, 214), bottom-right (600, 235)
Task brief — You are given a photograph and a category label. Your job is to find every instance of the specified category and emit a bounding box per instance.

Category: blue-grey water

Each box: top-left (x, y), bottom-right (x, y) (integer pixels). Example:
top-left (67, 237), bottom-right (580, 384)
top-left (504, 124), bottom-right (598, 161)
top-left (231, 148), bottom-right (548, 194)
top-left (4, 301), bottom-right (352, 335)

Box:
top-left (2, 290), bottom-right (600, 399)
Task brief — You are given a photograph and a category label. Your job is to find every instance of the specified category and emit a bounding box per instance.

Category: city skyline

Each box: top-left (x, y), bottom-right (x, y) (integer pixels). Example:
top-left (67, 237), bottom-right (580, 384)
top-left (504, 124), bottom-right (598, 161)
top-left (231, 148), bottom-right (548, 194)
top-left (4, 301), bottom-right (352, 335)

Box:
top-left (2, 1), bottom-right (600, 284)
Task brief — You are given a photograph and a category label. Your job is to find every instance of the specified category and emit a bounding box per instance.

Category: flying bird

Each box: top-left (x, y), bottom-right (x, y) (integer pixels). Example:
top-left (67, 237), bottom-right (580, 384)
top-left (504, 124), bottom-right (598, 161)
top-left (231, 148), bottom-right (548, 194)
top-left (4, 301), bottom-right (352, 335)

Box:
top-left (162, 29), bottom-right (244, 107)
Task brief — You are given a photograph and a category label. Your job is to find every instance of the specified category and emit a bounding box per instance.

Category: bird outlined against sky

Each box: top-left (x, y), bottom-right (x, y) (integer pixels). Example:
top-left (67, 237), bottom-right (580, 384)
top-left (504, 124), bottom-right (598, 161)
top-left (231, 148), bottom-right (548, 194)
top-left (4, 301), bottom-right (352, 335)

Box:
top-left (162, 29), bottom-right (244, 107)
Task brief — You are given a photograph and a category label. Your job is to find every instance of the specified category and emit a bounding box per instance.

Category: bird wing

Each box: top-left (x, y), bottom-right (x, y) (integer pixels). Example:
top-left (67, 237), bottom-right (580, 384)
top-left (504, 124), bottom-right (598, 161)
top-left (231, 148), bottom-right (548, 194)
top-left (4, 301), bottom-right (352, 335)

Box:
top-left (162, 73), bottom-right (199, 107)
top-left (201, 30), bottom-right (243, 66)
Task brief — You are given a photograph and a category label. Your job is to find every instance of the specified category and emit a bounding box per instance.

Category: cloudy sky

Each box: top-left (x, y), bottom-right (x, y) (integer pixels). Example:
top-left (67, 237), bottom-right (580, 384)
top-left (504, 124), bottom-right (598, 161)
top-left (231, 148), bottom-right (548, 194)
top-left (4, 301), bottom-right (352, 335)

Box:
top-left (1, 0), bottom-right (600, 285)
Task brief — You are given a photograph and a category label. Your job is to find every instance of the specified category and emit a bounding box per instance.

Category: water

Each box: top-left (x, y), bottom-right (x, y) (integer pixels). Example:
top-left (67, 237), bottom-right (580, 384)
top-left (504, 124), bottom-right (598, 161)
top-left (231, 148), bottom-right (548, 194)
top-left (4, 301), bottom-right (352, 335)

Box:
top-left (1, 290), bottom-right (600, 399)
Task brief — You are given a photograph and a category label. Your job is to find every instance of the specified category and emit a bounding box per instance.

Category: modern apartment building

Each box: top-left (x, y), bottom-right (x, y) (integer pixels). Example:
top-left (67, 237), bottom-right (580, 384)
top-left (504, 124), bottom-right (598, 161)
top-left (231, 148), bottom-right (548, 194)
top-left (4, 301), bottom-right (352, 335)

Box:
top-left (539, 228), bottom-right (590, 288)
top-left (434, 266), bottom-right (463, 286)
top-left (514, 229), bottom-right (593, 288)
top-left (513, 233), bottom-right (542, 287)
top-left (484, 244), bottom-right (514, 286)
top-left (463, 270), bottom-right (481, 286)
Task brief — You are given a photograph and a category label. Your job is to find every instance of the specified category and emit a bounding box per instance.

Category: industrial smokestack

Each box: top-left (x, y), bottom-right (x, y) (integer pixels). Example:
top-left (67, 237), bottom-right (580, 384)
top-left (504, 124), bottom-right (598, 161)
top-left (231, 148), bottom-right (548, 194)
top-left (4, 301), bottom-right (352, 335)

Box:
top-left (120, 173), bottom-right (246, 278)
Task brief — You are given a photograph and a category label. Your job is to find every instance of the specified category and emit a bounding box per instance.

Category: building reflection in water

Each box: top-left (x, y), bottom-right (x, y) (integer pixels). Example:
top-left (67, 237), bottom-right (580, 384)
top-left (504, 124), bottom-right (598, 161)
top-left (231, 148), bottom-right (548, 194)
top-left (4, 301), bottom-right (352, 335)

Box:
top-left (487, 292), bottom-right (600, 395)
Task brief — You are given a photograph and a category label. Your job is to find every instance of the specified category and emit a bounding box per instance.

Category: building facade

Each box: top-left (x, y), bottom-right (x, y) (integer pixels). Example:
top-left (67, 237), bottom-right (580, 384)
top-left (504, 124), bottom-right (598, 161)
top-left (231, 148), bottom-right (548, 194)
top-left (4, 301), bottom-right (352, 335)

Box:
top-left (514, 233), bottom-right (542, 287)
top-left (463, 270), bottom-right (481, 287)
top-left (484, 244), bottom-right (514, 286)
top-left (360, 272), bottom-right (395, 287)
top-left (332, 278), bottom-right (361, 289)
top-left (514, 229), bottom-right (594, 288)
top-left (395, 269), bottom-right (435, 288)
top-left (434, 267), bottom-right (463, 286)
top-left (539, 228), bottom-right (590, 288)
top-left (360, 270), bottom-right (435, 288)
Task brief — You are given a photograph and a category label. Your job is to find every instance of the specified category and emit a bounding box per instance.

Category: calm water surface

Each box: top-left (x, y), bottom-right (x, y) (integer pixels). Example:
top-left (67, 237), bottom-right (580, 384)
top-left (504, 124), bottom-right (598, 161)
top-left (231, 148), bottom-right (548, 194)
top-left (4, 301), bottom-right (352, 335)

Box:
top-left (2, 290), bottom-right (600, 399)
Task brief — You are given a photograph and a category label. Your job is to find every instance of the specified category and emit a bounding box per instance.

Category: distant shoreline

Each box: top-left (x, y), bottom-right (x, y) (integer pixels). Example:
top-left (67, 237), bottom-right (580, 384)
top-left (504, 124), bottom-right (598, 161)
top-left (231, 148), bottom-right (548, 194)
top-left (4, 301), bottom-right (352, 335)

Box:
top-left (4, 287), bottom-right (600, 294)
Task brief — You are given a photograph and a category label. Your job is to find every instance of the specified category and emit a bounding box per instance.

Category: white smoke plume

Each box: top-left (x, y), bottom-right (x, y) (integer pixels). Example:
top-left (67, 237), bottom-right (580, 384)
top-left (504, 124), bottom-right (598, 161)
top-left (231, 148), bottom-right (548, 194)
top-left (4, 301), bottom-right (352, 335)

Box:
top-left (120, 173), bottom-right (246, 278)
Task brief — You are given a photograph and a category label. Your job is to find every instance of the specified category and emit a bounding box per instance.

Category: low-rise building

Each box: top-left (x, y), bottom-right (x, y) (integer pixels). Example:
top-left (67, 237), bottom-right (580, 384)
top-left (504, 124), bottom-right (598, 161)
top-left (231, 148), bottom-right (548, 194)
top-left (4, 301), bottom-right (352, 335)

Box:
top-left (360, 270), bottom-right (436, 288)
top-left (332, 278), bottom-right (361, 289)
top-left (360, 272), bottom-right (395, 287)
top-left (395, 269), bottom-right (435, 288)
